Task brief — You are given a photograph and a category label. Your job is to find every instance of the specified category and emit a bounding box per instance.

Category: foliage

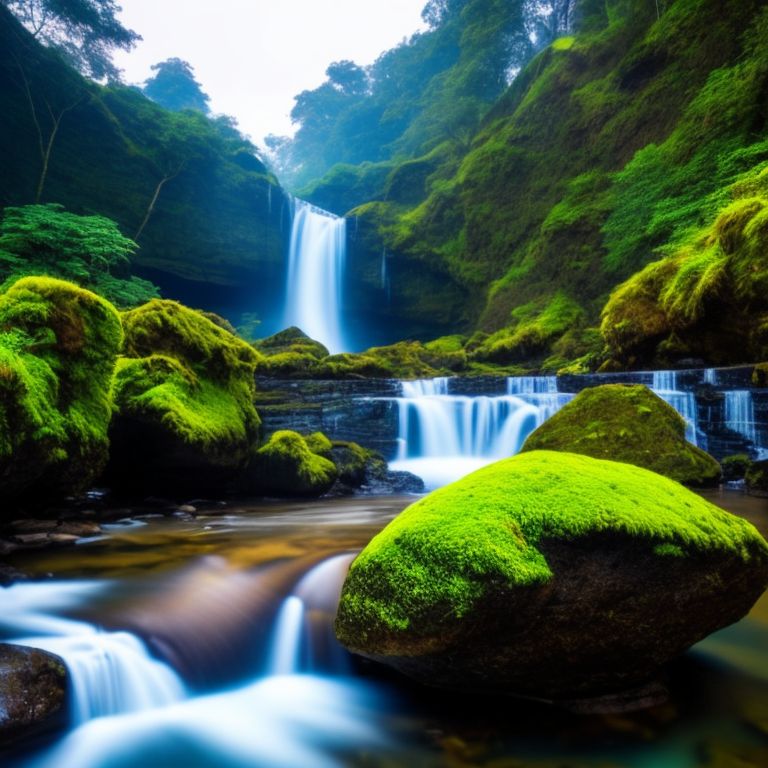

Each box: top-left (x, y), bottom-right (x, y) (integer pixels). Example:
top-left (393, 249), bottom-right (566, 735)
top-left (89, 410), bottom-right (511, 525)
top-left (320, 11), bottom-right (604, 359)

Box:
top-left (0, 203), bottom-right (159, 307)
top-left (143, 58), bottom-right (210, 114)
top-left (336, 450), bottom-right (765, 641)
top-left (601, 162), bottom-right (768, 366)
top-left (0, 276), bottom-right (122, 507)
top-left (1, 0), bottom-right (140, 81)
top-left (521, 384), bottom-right (722, 486)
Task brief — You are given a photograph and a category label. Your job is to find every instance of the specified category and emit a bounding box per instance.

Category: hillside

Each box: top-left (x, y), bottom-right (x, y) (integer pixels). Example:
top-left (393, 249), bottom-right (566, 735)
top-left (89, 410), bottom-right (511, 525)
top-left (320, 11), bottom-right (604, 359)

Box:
top-left (0, 5), bottom-right (288, 331)
top-left (302, 0), bottom-right (768, 370)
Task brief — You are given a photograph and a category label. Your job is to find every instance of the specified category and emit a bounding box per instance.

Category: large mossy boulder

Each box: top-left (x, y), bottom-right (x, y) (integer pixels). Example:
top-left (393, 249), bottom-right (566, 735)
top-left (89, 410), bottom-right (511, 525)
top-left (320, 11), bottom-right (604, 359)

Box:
top-left (521, 384), bottom-right (721, 487)
top-left (247, 430), bottom-right (338, 496)
top-left (0, 277), bottom-right (122, 510)
top-left (0, 644), bottom-right (68, 747)
top-left (335, 451), bottom-right (768, 700)
top-left (109, 299), bottom-right (262, 493)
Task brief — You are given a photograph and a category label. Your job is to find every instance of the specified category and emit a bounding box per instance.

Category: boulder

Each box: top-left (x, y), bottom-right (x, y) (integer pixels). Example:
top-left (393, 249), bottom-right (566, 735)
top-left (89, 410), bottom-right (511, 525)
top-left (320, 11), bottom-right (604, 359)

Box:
top-left (0, 277), bottom-right (123, 513)
top-left (746, 459), bottom-right (768, 497)
top-left (521, 384), bottom-right (721, 486)
top-left (335, 451), bottom-right (768, 700)
top-left (247, 430), bottom-right (338, 496)
top-left (108, 300), bottom-right (262, 493)
top-left (0, 644), bottom-right (67, 746)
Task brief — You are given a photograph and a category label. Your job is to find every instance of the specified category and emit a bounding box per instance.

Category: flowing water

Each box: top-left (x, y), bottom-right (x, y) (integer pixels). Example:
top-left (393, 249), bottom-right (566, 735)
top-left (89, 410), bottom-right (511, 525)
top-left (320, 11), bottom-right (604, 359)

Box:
top-left (3, 492), bottom-right (768, 768)
top-left (390, 373), bottom-right (719, 489)
top-left (283, 198), bottom-right (347, 354)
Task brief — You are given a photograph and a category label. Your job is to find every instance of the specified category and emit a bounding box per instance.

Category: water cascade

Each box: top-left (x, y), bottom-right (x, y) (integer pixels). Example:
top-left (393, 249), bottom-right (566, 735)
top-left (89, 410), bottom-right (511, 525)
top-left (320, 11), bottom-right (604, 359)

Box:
top-left (651, 370), bottom-right (701, 446)
top-left (284, 199), bottom-right (347, 354)
top-left (724, 390), bottom-right (757, 446)
top-left (390, 377), bottom-right (568, 489)
top-left (1, 582), bottom-right (186, 724)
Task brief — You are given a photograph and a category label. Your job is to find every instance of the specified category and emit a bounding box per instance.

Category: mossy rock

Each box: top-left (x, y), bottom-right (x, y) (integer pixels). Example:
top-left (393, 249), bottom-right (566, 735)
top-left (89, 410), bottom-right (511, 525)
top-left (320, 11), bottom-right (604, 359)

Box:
top-left (0, 277), bottom-right (122, 510)
top-left (0, 643), bottom-right (68, 747)
top-left (521, 384), bottom-right (721, 487)
top-left (746, 459), bottom-right (768, 497)
top-left (109, 299), bottom-right (262, 493)
top-left (722, 453), bottom-right (752, 482)
top-left (752, 363), bottom-right (768, 388)
top-left (254, 326), bottom-right (330, 360)
top-left (329, 440), bottom-right (388, 489)
top-left (335, 451), bottom-right (768, 699)
top-left (248, 430), bottom-right (338, 497)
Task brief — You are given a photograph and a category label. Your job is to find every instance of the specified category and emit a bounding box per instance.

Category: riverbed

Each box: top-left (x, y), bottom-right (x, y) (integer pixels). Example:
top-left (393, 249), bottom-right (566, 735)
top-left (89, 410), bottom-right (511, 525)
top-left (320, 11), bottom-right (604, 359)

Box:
top-left (3, 489), bottom-right (768, 768)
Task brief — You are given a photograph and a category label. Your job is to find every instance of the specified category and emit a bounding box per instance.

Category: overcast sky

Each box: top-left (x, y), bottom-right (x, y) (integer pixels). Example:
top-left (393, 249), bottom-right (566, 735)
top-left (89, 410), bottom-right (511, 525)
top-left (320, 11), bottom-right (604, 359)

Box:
top-left (113, 0), bottom-right (427, 148)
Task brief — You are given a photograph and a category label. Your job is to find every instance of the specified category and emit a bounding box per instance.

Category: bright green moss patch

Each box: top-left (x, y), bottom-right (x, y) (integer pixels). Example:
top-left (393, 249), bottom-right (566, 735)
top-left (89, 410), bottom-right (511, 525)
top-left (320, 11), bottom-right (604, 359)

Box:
top-left (110, 300), bottom-right (261, 487)
top-left (336, 451), bottom-right (766, 644)
top-left (0, 276), bottom-right (122, 506)
top-left (521, 384), bottom-right (721, 486)
top-left (250, 430), bottom-right (338, 497)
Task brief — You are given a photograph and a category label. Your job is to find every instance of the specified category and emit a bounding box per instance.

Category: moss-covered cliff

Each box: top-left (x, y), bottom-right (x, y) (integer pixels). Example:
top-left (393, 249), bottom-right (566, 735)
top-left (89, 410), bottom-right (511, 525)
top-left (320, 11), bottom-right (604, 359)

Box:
top-left (305, 0), bottom-right (768, 366)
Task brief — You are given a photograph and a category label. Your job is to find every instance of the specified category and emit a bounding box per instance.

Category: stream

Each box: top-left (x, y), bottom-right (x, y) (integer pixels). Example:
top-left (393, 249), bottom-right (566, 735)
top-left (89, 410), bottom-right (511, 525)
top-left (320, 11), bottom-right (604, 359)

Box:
top-left (3, 491), bottom-right (768, 768)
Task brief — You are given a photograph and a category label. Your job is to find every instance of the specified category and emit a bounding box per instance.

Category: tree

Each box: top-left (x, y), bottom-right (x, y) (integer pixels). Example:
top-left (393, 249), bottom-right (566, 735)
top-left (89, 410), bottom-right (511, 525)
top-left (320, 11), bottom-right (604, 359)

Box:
top-left (143, 58), bottom-right (211, 114)
top-left (1, 0), bottom-right (140, 81)
top-left (0, 204), bottom-right (159, 306)
top-left (326, 60), bottom-right (368, 96)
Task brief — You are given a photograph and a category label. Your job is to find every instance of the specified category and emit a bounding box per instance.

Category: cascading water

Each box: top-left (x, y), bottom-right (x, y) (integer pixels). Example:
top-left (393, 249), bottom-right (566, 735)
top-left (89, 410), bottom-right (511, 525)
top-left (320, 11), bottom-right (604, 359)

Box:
top-left (7, 555), bottom-right (388, 768)
top-left (283, 198), bottom-right (347, 354)
top-left (1, 582), bottom-right (186, 724)
top-left (390, 377), bottom-right (566, 490)
top-left (651, 370), bottom-right (701, 446)
top-left (724, 390), bottom-right (757, 446)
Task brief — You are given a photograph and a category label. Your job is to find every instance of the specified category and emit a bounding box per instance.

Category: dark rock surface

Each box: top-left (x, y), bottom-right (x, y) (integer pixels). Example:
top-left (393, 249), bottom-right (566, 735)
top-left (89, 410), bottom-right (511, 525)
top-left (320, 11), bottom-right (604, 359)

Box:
top-left (0, 644), bottom-right (68, 747)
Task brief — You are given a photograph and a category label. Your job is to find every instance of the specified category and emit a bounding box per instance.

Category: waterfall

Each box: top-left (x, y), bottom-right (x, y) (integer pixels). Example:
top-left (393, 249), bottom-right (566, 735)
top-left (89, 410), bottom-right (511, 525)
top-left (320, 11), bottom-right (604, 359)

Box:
top-left (2, 582), bottom-right (186, 725)
top-left (724, 390), bottom-right (757, 445)
top-left (390, 378), bottom-right (563, 489)
top-left (650, 370), bottom-right (700, 446)
top-left (265, 554), bottom-right (354, 677)
top-left (284, 198), bottom-right (347, 354)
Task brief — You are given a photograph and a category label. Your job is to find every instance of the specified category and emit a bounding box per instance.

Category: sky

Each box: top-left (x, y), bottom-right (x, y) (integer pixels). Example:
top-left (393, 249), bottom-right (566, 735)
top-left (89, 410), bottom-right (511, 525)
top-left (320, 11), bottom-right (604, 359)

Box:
top-left (113, 0), bottom-right (427, 148)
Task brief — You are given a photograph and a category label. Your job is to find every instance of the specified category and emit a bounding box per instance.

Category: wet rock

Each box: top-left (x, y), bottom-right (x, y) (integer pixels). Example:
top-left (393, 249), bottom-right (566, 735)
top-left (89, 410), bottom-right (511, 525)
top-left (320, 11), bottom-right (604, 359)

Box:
top-left (746, 460), bottom-right (768, 497)
top-left (0, 644), bottom-right (68, 747)
top-left (336, 451), bottom-right (768, 701)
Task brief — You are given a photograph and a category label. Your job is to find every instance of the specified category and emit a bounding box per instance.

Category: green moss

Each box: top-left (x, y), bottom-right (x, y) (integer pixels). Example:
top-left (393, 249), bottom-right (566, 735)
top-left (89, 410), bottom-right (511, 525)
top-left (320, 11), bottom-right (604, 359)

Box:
top-left (752, 363), bottom-right (768, 388)
top-left (250, 430), bottom-right (338, 497)
top-left (110, 299), bottom-right (261, 486)
top-left (254, 327), bottom-right (329, 360)
top-left (722, 453), bottom-right (752, 482)
top-left (329, 439), bottom-right (387, 487)
top-left (0, 276), bottom-right (122, 506)
top-left (304, 431), bottom-right (333, 459)
top-left (746, 459), bottom-right (768, 497)
top-left (521, 384), bottom-right (721, 487)
top-left (336, 450), bottom-right (766, 641)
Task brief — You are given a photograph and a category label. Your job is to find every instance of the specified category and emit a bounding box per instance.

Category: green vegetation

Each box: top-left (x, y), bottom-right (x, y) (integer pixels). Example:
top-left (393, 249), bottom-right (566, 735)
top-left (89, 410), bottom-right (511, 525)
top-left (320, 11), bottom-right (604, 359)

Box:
top-left (336, 450), bottom-right (765, 643)
top-left (521, 384), bottom-right (721, 486)
top-left (0, 204), bottom-right (159, 307)
top-left (249, 430), bottom-right (338, 497)
top-left (722, 454), bottom-right (751, 482)
top-left (0, 6), bottom-right (285, 324)
top-left (0, 276), bottom-right (122, 508)
top-left (109, 299), bottom-right (262, 489)
top-left (142, 58), bottom-right (210, 114)
top-left (601, 163), bottom-right (768, 367)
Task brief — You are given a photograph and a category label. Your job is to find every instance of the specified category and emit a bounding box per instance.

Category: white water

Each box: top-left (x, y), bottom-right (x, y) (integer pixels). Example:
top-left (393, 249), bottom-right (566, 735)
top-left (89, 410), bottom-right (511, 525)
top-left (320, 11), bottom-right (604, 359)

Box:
top-left (724, 390), bottom-right (757, 446)
top-left (651, 370), bottom-right (701, 446)
top-left (390, 377), bottom-right (569, 490)
top-left (2, 582), bottom-right (185, 725)
top-left (284, 199), bottom-right (347, 354)
top-left (9, 555), bottom-right (383, 768)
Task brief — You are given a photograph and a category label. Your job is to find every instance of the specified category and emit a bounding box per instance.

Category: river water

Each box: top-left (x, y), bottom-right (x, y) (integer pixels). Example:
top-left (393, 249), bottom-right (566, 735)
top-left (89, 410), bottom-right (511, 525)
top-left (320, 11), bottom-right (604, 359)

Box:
top-left (3, 491), bottom-right (768, 768)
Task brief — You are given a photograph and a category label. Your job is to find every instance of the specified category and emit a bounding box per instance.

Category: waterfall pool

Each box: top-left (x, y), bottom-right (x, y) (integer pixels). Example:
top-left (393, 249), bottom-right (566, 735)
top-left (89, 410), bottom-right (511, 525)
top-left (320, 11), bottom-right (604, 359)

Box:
top-left (3, 491), bottom-right (768, 768)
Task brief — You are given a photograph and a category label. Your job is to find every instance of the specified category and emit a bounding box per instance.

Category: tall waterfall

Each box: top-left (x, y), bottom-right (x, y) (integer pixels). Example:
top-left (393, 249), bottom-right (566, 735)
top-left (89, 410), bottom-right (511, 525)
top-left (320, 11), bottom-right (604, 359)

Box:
top-left (651, 370), bottom-right (701, 446)
top-left (284, 199), bottom-right (347, 354)
top-left (724, 390), bottom-right (757, 446)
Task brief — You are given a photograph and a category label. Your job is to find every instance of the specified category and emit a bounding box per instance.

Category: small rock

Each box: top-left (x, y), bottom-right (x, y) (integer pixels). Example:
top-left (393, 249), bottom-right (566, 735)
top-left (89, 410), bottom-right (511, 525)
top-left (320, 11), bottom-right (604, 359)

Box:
top-left (176, 505), bottom-right (197, 514)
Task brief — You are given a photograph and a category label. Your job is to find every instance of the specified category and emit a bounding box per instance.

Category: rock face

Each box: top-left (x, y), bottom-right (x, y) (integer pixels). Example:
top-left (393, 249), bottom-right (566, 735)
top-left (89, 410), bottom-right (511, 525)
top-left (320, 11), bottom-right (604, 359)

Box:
top-left (521, 384), bottom-right (721, 486)
top-left (0, 277), bottom-right (123, 513)
top-left (108, 299), bottom-right (262, 493)
top-left (335, 451), bottom-right (768, 700)
top-left (0, 644), bottom-right (68, 746)
top-left (746, 459), bottom-right (768, 497)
